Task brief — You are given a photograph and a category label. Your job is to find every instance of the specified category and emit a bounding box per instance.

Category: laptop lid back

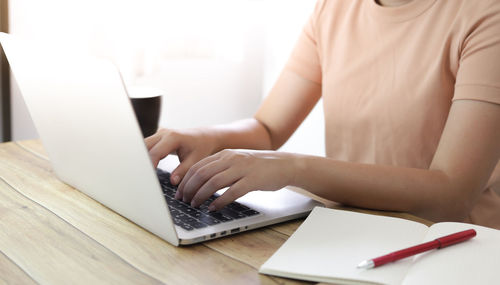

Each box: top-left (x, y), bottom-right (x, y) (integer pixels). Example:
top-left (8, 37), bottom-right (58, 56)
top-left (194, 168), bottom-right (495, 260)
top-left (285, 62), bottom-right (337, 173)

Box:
top-left (0, 33), bottom-right (179, 245)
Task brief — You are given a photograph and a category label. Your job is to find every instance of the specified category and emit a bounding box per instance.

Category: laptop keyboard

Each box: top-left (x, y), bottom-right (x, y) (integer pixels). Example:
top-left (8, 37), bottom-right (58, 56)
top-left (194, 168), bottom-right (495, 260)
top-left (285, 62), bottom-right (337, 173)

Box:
top-left (157, 169), bottom-right (260, 231)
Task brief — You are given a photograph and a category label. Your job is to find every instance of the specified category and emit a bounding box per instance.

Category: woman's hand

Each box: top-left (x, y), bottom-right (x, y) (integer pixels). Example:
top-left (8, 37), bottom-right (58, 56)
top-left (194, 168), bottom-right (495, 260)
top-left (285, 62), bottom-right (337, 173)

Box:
top-left (176, 149), bottom-right (297, 211)
top-left (145, 128), bottom-right (218, 185)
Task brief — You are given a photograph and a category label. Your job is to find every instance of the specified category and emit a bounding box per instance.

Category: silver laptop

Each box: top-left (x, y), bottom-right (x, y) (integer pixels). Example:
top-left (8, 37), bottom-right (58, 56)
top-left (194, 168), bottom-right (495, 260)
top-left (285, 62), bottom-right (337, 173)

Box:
top-left (0, 32), bottom-right (321, 245)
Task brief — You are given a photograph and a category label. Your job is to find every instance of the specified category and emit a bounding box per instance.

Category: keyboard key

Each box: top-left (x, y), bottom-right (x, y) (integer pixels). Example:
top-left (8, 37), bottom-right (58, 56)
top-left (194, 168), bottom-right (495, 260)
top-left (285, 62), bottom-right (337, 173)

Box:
top-left (173, 202), bottom-right (190, 212)
top-left (227, 203), bottom-right (250, 212)
top-left (190, 211), bottom-right (204, 219)
top-left (157, 169), bottom-right (260, 230)
top-left (164, 196), bottom-right (175, 204)
top-left (163, 189), bottom-right (176, 197)
top-left (219, 208), bottom-right (246, 219)
top-left (199, 204), bottom-right (212, 213)
top-left (198, 215), bottom-right (221, 225)
top-left (242, 209), bottom-right (260, 217)
top-left (191, 221), bottom-right (208, 229)
top-left (208, 212), bottom-right (233, 222)
top-left (178, 223), bottom-right (194, 231)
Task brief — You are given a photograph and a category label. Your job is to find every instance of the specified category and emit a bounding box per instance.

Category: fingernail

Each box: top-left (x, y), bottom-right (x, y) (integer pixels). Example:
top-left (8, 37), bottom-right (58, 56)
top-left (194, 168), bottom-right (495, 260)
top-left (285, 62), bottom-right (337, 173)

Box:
top-left (175, 191), bottom-right (181, 200)
top-left (208, 205), bottom-right (216, 212)
top-left (172, 175), bottom-right (180, 185)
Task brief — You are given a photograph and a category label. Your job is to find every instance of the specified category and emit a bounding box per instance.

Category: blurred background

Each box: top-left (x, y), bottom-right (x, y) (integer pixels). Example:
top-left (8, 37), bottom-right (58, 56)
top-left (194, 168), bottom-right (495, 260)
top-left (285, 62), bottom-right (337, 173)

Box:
top-left (0, 0), bottom-right (324, 156)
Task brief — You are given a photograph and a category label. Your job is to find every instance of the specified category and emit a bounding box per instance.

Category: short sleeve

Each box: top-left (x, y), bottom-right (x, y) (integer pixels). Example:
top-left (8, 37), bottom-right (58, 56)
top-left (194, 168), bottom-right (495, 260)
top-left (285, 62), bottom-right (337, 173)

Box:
top-left (454, 2), bottom-right (500, 105)
top-left (285, 0), bottom-right (324, 84)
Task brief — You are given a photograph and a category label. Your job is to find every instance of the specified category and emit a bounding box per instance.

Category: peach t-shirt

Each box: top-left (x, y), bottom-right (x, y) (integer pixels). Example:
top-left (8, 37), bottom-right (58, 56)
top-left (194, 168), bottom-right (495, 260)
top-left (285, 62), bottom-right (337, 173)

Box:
top-left (286, 0), bottom-right (500, 228)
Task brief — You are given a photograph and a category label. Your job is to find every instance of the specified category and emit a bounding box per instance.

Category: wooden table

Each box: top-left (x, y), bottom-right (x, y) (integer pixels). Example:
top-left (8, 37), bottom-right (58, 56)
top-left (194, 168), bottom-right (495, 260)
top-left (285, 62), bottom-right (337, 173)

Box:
top-left (0, 140), bottom-right (433, 285)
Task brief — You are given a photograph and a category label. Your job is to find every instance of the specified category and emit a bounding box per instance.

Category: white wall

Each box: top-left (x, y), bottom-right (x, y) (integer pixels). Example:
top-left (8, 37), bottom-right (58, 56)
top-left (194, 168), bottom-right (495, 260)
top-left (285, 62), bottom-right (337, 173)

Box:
top-left (9, 0), bottom-right (323, 156)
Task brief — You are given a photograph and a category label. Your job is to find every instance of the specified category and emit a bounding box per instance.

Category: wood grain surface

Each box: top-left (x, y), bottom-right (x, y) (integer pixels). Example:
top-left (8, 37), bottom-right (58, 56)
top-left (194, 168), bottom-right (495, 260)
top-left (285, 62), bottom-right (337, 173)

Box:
top-left (0, 140), bottom-right (431, 285)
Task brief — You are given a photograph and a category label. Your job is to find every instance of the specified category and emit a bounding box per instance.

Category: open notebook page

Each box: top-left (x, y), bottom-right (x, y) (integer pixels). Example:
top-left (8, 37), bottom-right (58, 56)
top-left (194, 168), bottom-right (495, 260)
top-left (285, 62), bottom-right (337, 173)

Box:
top-left (260, 207), bottom-right (429, 285)
top-left (401, 222), bottom-right (500, 285)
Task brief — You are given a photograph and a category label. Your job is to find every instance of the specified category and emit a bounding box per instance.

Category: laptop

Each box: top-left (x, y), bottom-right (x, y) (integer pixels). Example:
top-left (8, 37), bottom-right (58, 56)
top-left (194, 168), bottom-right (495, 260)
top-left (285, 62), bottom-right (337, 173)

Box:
top-left (0, 33), bottom-right (322, 246)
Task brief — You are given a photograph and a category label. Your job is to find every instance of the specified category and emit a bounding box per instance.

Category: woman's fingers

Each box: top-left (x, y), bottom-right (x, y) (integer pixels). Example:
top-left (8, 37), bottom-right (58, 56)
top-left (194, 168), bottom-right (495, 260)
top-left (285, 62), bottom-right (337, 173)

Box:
top-left (170, 156), bottom-right (197, 185)
top-left (144, 132), bottom-right (162, 150)
top-left (173, 149), bottom-right (291, 211)
top-left (209, 178), bottom-right (251, 211)
top-left (146, 128), bottom-right (229, 194)
top-left (145, 129), bottom-right (183, 167)
top-left (190, 168), bottom-right (242, 207)
top-left (148, 136), bottom-right (180, 167)
top-left (175, 155), bottom-right (223, 200)
top-left (176, 150), bottom-right (255, 208)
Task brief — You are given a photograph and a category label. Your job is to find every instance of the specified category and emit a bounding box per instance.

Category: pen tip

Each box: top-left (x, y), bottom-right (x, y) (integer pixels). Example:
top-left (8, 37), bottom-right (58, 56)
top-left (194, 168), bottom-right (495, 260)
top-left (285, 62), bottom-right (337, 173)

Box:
top-left (357, 260), bottom-right (374, 269)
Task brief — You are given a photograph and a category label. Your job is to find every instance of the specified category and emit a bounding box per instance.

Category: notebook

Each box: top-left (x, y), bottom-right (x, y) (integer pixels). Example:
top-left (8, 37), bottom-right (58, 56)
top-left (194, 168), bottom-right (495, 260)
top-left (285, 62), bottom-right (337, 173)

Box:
top-left (260, 207), bottom-right (500, 285)
top-left (0, 32), bottom-right (322, 246)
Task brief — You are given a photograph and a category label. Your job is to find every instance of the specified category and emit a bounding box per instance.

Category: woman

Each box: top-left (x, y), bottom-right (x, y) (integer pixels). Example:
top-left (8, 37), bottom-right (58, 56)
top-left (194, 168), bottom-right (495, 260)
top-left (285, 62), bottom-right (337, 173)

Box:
top-left (146, 0), bottom-right (500, 228)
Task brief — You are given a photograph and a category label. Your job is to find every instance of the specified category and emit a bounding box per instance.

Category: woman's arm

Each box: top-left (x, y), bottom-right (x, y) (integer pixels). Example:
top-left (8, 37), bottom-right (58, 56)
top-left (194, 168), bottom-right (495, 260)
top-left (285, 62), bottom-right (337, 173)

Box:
top-left (292, 100), bottom-right (500, 222)
top-left (178, 99), bottom-right (500, 222)
top-left (254, 69), bottom-right (322, 150)
top-left (146, 69), bottom-right (321, 184)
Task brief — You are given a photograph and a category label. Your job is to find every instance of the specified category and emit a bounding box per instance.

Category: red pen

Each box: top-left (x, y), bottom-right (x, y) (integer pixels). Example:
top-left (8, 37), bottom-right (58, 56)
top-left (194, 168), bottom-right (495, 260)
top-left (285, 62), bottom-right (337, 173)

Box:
top-left (357, 229), bottom-right (476, 269)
